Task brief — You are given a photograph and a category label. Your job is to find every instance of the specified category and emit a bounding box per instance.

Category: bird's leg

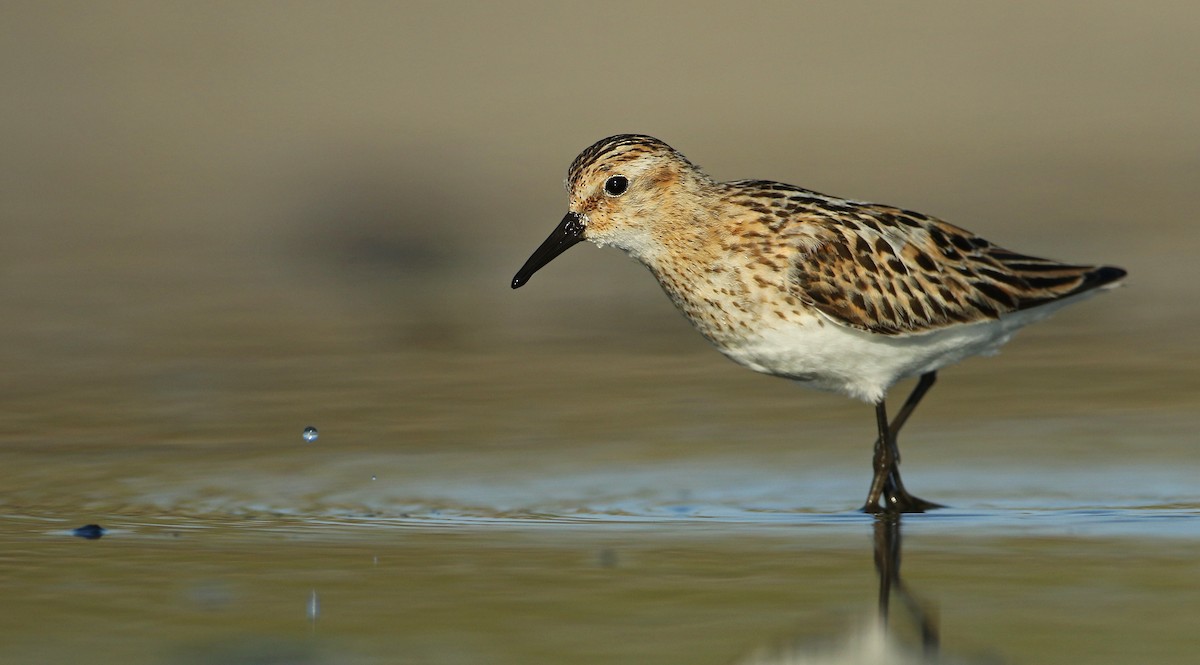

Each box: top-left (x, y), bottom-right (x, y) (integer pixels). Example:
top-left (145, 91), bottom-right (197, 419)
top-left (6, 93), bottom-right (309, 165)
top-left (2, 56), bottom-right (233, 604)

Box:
top-left (864, 372), bottom-right (943, 513)
top-left (861, 400), bottom-right (894, 513)
top-left (883, 373), bottom-right (941, 511)
top-left (885, 372), bottom-right (938, 459)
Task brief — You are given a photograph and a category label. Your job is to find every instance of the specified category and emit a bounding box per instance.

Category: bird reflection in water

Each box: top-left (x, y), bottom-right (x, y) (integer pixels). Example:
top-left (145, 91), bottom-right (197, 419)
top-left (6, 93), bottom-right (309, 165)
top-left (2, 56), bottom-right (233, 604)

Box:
top-left (737, 515), bottom-right (993, 665)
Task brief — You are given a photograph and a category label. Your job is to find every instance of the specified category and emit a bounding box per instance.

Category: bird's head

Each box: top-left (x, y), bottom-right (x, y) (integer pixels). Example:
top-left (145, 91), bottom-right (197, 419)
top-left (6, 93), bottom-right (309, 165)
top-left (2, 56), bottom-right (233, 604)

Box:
top-left (511, 134), bottom-right (710, 288)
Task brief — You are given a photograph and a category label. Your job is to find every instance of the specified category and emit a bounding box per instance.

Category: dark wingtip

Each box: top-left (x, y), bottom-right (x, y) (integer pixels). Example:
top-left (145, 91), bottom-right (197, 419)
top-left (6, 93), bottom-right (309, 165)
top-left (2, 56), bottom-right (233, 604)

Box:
top-left (511, 275), bottom-right (526, 289)
top-left (1088, 265), bottom-right (1127, 288)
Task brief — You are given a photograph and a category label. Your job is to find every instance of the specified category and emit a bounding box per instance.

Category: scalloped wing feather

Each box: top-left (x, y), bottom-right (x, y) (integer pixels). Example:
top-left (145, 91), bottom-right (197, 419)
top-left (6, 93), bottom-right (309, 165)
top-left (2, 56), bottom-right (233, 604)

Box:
top-left (782, 200), bottom-right (1125, 336)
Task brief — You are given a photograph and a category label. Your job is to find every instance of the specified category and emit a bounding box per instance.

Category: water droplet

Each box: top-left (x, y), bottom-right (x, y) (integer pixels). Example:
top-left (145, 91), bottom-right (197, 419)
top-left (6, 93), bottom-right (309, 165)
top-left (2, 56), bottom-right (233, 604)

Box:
top-left (301, 426), bottom-right (318, 443)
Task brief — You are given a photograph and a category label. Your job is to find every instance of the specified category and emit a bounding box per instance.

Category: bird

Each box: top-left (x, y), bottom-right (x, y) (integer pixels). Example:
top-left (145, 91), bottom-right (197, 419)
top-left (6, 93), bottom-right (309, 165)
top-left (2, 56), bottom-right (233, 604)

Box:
top-left (511, 134), bottom-right (1126, 513)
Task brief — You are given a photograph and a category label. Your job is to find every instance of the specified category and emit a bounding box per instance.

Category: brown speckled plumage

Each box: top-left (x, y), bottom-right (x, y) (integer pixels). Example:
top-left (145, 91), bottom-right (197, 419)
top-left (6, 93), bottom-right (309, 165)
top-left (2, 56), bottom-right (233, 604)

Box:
top-left (513, 134), bottom-right (1127, 513)
top-left (714, 178), bottom-right (1122, 336)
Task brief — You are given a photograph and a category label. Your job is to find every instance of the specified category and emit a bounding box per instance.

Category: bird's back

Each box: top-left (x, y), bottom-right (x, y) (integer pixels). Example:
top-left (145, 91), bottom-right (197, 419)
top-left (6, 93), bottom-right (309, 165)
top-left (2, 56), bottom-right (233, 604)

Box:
top-left (720, 180), bottom-right (1126, 337)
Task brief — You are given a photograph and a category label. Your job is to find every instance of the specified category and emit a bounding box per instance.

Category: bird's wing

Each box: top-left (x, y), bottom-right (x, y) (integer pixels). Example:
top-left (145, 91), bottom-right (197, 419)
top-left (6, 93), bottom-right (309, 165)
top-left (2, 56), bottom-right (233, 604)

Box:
top-left (778, 198), bottom-right (1123, 336)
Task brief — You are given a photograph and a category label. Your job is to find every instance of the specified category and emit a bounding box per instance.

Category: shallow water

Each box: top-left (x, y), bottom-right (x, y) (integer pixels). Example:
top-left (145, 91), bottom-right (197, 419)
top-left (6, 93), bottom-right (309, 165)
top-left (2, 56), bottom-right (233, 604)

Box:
top-left (3, 340), bottom-right (1198, 665)
top-left (4, 508), bottom-right (1199, 664)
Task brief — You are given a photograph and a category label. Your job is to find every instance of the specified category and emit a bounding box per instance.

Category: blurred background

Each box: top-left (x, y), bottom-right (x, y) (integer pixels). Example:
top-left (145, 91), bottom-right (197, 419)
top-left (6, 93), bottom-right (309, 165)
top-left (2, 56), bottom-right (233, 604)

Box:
top-left (3, 4), bottom-right (1199, 664)
top-left (0, 1), bottom-right (1196, 473)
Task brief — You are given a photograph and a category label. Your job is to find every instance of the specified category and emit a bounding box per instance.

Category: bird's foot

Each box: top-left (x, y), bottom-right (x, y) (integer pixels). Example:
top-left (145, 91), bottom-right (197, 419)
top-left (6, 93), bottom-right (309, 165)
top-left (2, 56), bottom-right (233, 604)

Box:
top-left (860, 490), bottom-right (944, 514)
top-left (884, 489), bottom-right (944, 513)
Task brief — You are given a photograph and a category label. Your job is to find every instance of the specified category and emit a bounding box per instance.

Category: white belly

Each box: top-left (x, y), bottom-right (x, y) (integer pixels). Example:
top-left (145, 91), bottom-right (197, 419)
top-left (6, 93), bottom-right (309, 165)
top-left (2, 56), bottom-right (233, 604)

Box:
top-left (716, 296), bottom-right (1089, 403)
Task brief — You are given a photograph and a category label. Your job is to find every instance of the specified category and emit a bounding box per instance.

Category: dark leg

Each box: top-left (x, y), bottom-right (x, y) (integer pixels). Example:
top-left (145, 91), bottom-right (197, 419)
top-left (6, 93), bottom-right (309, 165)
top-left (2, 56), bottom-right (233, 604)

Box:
top-left (882, 373), bottom-right (941, 512)
top-left (861, 401), bottom-right (894, 513)
top-left (861, 372), bottom-right (942, 513)
top-left (885, 372), bottom-right (938, 451)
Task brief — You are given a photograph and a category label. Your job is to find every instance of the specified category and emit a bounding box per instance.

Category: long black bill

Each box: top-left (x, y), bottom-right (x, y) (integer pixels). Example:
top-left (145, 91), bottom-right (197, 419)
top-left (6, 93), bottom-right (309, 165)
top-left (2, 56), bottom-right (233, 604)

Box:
top-left (511, 212), bottom-right (586, 289)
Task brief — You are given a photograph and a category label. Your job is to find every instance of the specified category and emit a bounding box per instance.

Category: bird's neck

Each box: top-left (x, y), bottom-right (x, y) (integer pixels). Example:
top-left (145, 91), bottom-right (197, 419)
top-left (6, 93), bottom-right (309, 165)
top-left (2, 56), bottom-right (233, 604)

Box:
top-left (633, 206), bottom-right (753, 347)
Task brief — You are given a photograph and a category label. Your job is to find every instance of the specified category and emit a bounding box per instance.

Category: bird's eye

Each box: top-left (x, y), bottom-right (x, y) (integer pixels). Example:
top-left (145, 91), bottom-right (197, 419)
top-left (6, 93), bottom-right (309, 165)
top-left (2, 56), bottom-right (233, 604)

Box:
top-left (604, 175), bottom-right (629, 196)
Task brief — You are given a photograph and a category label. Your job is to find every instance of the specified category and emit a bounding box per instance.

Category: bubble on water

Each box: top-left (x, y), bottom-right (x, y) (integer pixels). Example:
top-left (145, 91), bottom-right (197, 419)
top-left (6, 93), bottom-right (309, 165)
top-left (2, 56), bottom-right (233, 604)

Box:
top-left (301, 426), bottom-right (319, 443)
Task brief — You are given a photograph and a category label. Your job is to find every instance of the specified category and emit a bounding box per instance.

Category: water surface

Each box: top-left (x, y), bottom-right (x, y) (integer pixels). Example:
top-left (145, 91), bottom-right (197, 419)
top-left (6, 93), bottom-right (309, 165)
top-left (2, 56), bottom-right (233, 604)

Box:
top-left (3, 343), bottom-right (1197, 665)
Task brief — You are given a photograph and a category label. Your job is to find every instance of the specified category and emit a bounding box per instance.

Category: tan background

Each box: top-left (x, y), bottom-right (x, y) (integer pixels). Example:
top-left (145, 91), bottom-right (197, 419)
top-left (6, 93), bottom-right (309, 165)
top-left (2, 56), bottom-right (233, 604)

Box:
top-left (2, 2), bottom-right (1194, 369)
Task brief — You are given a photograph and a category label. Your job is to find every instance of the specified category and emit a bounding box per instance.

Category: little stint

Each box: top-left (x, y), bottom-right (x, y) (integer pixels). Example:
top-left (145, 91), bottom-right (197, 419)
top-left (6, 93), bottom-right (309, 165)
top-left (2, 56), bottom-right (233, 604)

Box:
top-left (512, 134), bottom-right (1126, 513)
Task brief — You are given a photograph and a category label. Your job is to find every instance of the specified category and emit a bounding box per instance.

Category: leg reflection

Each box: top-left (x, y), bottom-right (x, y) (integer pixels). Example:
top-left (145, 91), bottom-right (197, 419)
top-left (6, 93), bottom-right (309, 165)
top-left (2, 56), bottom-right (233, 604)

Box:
top-left (735, 515), bottom-right (981, 665)
top-left (874, 514), bottom-right (939, 657)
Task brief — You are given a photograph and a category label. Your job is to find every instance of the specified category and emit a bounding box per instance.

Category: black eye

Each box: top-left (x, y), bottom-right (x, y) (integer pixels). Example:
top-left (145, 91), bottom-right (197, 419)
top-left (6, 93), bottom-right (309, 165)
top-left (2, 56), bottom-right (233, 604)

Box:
top-left (604, 175), bottom-right (629, 196)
